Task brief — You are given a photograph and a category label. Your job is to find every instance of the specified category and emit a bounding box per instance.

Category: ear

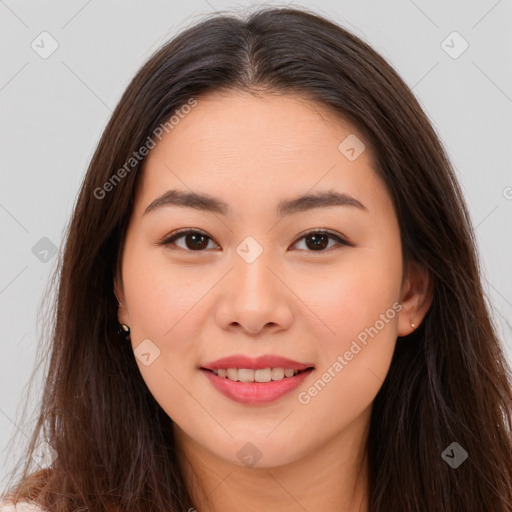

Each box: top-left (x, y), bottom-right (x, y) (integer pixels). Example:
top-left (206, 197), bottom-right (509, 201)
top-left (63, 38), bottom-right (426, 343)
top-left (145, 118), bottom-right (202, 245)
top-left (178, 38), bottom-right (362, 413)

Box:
top-left (397, 260), bottom-right (434, 337)
top-left (113, 275), bottom-right (130, 327)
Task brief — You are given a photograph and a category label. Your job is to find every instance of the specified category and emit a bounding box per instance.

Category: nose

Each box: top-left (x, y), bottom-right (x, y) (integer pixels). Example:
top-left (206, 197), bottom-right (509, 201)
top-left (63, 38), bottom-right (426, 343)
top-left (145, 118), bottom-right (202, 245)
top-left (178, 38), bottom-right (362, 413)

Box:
top-left (214, 247), bottom-right (294, 335)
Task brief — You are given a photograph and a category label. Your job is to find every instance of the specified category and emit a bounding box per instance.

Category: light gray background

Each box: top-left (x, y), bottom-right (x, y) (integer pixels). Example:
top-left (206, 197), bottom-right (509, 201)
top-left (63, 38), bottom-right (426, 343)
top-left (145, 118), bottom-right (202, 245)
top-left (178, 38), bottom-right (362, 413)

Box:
top-left (1, 0), bottom-right (511, 487)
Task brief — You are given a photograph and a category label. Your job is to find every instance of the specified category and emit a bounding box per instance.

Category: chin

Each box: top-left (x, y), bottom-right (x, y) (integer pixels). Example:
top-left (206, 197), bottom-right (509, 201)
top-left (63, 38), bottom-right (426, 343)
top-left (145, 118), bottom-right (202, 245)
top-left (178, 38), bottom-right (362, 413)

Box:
top-left (211, 436), bottom-right (309, 469)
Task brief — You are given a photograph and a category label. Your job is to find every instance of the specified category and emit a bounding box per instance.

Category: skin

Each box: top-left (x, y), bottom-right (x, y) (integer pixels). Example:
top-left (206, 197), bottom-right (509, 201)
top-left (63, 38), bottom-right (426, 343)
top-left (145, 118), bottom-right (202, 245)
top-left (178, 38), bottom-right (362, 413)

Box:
top-left (114, 89), bottom-right (433, 512)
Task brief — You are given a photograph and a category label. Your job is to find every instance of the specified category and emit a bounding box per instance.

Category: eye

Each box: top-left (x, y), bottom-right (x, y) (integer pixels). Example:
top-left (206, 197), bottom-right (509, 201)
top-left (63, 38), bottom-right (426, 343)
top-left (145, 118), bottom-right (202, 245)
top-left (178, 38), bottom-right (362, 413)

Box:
top-left (159, 228), bottom-right (352, 252)
top-left (291, 229), bottom-right (351, 252)
top-left (160, 229), bottom-right (219, 251)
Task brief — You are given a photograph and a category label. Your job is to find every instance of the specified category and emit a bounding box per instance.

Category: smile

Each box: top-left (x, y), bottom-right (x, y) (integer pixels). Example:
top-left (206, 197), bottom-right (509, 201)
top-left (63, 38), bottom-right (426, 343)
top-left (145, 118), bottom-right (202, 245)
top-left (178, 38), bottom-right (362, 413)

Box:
top-left (210, 367), bottom-right (307, 382)
top-left (201, 367), bottom-right (314, 405)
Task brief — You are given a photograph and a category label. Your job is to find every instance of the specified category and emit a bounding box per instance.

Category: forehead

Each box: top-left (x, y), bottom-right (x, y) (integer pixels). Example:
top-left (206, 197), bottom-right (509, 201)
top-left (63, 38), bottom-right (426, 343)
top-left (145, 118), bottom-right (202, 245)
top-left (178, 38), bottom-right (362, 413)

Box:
top-left (133, 90), bottom-right (388, 219)
top-left (151, 89), bottom-right (365, 158)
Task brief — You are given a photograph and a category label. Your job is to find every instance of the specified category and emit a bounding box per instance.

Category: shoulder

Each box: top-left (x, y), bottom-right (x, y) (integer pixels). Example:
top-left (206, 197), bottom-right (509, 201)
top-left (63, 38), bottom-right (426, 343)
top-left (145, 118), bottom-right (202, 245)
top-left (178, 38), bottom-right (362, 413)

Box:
top-left (0, 501), bottom-right (47, 512)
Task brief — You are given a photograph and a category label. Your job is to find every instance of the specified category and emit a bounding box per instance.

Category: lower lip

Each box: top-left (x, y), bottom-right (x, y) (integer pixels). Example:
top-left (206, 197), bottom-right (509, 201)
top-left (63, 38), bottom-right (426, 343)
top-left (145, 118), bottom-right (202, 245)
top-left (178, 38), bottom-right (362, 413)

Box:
top-left (201, 368), bottom-right (314, 405)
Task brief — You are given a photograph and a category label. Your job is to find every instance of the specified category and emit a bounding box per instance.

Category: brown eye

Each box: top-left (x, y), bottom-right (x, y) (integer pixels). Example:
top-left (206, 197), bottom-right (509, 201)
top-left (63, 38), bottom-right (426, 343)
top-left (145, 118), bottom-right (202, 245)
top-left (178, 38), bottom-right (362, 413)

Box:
top-left (304, 233), bottom-right (330, 250)
top-left (161, 230), bottom-right (218, 251)
top-left (181, 233), bottom-right (210, 250)
top-left (292, 230), bottom-right (350, 252)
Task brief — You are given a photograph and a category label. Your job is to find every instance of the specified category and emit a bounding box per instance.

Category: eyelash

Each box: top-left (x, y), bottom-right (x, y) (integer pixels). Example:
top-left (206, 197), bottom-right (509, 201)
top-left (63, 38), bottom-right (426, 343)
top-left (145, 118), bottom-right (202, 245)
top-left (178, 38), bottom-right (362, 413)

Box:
top-left (159, 228), bottom-right (352, 253)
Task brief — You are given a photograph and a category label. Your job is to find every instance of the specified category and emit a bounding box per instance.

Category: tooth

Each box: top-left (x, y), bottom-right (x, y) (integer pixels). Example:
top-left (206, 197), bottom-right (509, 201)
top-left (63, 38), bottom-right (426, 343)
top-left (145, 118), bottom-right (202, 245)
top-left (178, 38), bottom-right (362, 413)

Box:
top-left (254, 368), bottom-right (272, 382)
top-left (227, 368), bottom-right (238, 381)
top-left (271, 368), bottom-right (285, 380)
top-left (214, 367), bottom-right (302, 382)
top-left (238, 369), bottom-right (254, 382)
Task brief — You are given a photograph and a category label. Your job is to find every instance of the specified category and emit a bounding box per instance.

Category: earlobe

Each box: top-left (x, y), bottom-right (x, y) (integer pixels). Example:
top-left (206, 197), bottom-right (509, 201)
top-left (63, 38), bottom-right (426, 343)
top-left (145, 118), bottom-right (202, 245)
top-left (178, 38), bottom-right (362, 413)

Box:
top-left (113, 278), bottom-right (130, 329)
top-left (397, 261), bottom-right (434, 337)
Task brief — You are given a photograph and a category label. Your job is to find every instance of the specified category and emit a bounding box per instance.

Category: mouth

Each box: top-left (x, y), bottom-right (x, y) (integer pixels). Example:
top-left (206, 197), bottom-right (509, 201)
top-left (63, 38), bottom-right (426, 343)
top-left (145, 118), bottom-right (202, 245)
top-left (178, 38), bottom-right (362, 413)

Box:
top-left (200, 366), bottom-right (314, 382)
top-left (199, 366), bottom-right (315, 405)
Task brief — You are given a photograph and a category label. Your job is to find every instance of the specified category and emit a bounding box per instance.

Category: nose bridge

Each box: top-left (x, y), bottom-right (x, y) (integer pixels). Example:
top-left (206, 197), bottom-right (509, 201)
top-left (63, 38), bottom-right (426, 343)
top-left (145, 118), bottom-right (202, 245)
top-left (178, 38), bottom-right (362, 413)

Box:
top-left (232, 235), bottom-right (278, 300)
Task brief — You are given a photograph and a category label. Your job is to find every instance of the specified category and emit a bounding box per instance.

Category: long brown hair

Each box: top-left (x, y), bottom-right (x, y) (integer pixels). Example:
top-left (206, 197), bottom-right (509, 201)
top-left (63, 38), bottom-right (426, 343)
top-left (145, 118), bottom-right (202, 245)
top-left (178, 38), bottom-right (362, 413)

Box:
top-left (2, 5), bottom-right (512, 511)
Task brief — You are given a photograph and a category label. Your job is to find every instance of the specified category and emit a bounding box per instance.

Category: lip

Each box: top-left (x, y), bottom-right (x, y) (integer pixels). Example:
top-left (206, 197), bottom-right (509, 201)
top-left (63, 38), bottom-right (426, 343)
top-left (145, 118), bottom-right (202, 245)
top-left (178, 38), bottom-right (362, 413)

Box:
top-left (201, 367), bottom-right (314, 405)
top-left (201, 354), bottom-right (315, 371)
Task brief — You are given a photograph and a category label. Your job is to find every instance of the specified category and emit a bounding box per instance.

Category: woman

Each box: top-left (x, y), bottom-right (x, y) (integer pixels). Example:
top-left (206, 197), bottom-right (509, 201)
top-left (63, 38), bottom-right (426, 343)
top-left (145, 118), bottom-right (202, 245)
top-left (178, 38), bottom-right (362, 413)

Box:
top-left (2, 5), bottom-right (512, 512)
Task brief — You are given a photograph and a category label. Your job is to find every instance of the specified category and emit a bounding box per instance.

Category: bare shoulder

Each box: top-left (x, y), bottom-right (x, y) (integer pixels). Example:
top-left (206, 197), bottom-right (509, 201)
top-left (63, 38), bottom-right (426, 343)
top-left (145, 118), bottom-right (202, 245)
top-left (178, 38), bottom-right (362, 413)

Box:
top-left (0, 501), bottom-right (47, 512)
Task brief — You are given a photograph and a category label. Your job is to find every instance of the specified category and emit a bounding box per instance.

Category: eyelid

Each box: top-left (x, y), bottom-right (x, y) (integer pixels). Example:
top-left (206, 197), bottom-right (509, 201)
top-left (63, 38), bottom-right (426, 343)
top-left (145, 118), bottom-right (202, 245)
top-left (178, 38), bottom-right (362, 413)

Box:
top-left (292, 228), bottom-right (353, 248)
top-left (159, 227), bottom-right (220, 249)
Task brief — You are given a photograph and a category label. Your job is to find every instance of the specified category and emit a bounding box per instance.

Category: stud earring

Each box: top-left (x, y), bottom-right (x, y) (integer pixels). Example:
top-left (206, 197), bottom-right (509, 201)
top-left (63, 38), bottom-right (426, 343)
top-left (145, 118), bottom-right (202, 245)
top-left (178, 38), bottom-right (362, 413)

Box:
top-left (410, 322), bottom-right (416, 329)
top-left (117, 323), bottom-right (131, 338)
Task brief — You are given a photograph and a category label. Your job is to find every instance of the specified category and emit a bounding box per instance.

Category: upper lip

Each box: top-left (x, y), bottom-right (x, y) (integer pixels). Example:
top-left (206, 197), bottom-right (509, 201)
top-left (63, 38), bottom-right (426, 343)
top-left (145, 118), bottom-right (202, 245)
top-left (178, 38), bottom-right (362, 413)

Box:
top-left (201, 355), bottom-right (315, 371)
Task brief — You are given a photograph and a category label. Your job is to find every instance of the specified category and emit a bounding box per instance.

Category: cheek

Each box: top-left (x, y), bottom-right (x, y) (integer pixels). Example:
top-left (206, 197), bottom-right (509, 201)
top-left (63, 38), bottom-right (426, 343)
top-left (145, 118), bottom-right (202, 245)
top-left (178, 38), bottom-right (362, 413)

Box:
top-left (296, 291), bottom-right (400, 438)
top-left (123, 242), bottom-right (210, 341)
top-left (123, 252), bottom-right (204, 425)
top-left (121, 244), bottom-right (208, 404)
top-left (305, 248), bottom-right (402, 346)
top-left (296, 250), bottom-right (401, 418)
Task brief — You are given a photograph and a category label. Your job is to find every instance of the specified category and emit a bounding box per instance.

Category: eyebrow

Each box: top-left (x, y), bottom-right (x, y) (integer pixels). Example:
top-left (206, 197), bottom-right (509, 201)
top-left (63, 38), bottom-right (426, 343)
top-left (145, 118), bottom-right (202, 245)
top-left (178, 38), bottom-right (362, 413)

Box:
top-left (143, 189), bottom-right (367, 217)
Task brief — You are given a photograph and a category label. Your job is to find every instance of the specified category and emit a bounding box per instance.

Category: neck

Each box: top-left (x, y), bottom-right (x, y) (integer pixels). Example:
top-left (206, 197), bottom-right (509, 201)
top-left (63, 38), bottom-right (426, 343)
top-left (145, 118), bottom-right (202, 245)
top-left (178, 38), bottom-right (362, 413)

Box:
top-left (174, 407), bottom-right (371, 512)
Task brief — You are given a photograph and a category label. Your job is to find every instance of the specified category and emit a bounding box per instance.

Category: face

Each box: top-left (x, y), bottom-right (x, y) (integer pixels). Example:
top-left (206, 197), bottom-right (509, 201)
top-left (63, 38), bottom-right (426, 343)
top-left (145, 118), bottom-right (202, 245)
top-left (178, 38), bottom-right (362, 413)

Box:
top-left (115, 90), bottom-right (429, 468)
